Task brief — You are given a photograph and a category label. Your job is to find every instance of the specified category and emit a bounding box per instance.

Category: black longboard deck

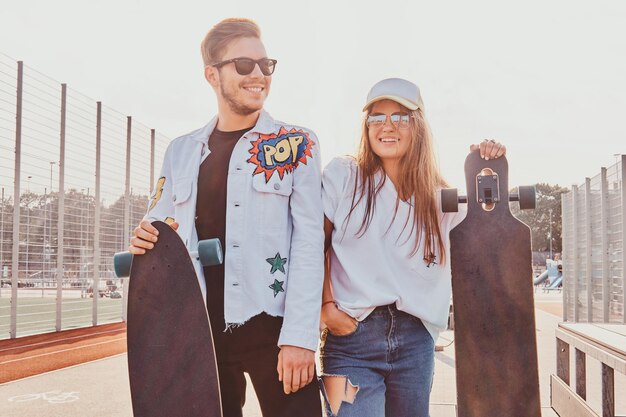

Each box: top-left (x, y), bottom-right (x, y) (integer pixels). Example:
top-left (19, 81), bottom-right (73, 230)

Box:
top-left (450, 152), bottom-right (540, 417)
top-left (127, 221), bottom-right (222, 417)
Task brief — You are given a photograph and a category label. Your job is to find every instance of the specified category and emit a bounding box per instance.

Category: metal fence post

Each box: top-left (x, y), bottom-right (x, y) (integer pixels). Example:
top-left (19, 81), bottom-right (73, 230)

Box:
top-left (10, 61), bottom-right (23, 339)
top-left (562, 192), bottom-right (569, 322)
top-left (56, 83), bottom-right (67, 332)
top-left (620, 155), bottom-right (626, 324)
top-left (585, 178), bottom-right (592, 322)
top-left (150, 129), bottom-right (155, 194)
top-left (93, 102), bottom-right (102, 326)
top-left (572, 185), bottom-right (579, 322)
top-left (601, 167), bottom-right (609, 322)
top-left (124, 116), bottom-right (131, 248)
top-left (122, 116), bottom-right (132, 322)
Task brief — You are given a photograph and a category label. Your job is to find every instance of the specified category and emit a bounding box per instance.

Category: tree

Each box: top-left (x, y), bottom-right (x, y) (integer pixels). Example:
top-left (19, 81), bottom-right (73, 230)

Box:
top-left (511, 183), bottom-right (568, 254)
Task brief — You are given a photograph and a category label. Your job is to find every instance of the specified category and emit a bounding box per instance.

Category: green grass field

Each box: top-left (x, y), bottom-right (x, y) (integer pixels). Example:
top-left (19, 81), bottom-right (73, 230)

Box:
top-left (0, 290), bottom-right (124, 339)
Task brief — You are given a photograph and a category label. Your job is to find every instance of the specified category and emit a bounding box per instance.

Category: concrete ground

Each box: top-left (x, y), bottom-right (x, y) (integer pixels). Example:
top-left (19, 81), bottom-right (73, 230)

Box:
top-left (428, 291), bottom-right (563, 417)
top-left (1, 291), bottom-right (619, 417)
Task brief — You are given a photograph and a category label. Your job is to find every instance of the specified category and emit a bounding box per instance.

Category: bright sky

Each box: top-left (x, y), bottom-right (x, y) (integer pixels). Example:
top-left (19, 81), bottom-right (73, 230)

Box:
top-left (2, 0), bottom-right (625, 190)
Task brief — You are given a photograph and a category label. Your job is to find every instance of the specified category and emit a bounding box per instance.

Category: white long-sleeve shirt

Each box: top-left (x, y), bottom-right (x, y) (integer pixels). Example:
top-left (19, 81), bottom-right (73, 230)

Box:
top-left (146, 110), bottom-right (324, 351)
top-left (322, 156), bottom-right (466, 342)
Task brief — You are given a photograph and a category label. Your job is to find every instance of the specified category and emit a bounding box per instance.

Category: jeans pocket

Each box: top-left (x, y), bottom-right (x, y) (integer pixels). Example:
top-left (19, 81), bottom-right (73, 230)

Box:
top-left (327, 321), bottom-right (360, 338)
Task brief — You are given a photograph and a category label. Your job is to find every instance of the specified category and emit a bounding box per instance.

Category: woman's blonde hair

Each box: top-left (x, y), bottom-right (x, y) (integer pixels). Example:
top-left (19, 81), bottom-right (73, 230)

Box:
top-left (346, 105), bottom-right (449, 265)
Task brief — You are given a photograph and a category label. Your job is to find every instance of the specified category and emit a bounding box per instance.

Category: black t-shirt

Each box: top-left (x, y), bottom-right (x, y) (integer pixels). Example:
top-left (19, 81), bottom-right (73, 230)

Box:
top-left (195, 126), bottom-right (251, 332)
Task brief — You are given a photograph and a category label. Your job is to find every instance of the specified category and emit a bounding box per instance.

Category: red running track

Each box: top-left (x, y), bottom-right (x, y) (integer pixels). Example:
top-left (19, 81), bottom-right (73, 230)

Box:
top-left (0, 322), bottom-right (127, 384)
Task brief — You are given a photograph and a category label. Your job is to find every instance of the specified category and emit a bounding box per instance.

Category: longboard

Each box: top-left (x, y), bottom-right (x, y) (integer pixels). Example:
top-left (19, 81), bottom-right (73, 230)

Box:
top-left (443, 151), bottom-right (540, 417)
top-left (125, 221), bottom-right (223, 417)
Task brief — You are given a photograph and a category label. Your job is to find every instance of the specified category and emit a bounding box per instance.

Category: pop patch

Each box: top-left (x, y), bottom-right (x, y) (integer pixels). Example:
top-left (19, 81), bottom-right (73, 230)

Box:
top-left (248, 127), bottom-right (315, 182)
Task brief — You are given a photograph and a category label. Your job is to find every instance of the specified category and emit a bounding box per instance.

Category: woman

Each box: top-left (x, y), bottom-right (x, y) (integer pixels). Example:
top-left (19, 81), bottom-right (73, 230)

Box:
top-left (319, 78), bottom-right (505, 417)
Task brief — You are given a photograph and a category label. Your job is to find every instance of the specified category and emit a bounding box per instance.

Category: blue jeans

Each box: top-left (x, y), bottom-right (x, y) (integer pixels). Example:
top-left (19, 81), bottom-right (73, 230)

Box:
top-left (319, 304), bottom-right (434, 417)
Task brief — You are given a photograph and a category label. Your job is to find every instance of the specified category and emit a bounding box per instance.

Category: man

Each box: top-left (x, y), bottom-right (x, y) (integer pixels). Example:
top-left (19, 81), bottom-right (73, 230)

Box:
top-left (129, 18), bottom-right (323, 417)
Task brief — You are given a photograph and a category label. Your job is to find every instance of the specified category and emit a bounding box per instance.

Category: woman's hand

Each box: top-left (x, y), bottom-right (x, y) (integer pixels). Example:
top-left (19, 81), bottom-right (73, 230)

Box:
top-left (469, 139), bottom-right (506, 160)
top-left (322, 302), bottom-right (358, 336)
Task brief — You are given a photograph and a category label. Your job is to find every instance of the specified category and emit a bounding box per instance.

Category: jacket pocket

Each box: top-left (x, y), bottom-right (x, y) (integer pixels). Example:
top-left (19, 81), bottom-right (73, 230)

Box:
top-left (252, 173), bottom-right (293, 196)
top-left (172, 177), bottom-right (194, 206)
top-left (170, 177), bottom-right (194, 241)
top-left (252, 174), bottom-right (293, 231)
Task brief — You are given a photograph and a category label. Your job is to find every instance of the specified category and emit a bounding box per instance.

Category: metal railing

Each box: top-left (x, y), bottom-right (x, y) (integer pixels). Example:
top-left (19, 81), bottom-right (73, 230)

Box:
top-left (0, 53), bottom-right (170, 339)
top-left (552, 323), bottom-right (626, 417)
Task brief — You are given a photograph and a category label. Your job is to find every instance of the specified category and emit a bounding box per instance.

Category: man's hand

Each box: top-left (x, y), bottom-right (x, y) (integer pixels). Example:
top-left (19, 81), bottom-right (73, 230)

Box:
top-left (277, 345), bottom-right (315, 394)
top-left (129, 219), bottom-right (179, 255)
top-left (469, 139), bottom-right (506, 160)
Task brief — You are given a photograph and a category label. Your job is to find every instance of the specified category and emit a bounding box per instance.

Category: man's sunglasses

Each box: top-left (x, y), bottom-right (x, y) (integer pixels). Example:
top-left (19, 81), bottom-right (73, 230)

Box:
top-left (366, 112), bottom-right (412, 129)
top-left (211, 57), bottom-right (278, 76)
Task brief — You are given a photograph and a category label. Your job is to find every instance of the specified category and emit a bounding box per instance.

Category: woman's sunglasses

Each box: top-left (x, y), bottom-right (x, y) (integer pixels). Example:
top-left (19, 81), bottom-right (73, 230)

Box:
top-left (211, 57), bottom-right (278, 76)
top-left (366, 112), bottom-right (411, 129)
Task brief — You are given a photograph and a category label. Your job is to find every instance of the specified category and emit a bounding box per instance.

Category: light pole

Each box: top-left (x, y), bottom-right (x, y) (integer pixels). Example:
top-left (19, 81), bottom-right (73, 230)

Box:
top-left (50, 162), bottom-right (55, 192)
top-left (48, 162), bottom-right (56, 284)
top-left (26, 176), bottom-right (32, 281)
top-left (42, 186), bottom-right (47, 297)
top-left (548, 208), bottom-right (553, 260)
top-left (86, 188), bottom-right (90, 248)
top-left (115, 218), bottom-right (121, 252)
top-left (80, 189), bottom-right (85, 259)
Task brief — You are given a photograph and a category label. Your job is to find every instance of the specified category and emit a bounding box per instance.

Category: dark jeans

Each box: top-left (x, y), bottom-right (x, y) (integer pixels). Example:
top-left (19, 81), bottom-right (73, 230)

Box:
top-left (213, 313), bottom-right (322, 417)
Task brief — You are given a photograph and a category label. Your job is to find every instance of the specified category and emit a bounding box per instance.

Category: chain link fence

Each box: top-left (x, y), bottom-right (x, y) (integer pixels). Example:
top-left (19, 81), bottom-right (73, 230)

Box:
top-left (561, 155), bottom-right (625, 323)
top-left (0, 53), bottom-right (170, 339)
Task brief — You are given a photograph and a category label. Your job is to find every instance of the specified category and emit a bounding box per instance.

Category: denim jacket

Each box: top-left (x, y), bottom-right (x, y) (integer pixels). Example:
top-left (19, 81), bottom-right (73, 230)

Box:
top-left (145, 110), bottom-right (324, 351)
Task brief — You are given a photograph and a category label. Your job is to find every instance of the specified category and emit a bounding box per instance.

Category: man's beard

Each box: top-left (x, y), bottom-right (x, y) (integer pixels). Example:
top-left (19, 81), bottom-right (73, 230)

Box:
top-left (220, 82), bottom-right (261, 116)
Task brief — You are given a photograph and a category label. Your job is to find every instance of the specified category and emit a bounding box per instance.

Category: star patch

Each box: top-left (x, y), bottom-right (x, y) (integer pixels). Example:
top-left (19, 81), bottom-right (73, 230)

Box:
top-left (269, 279), bottom-right (285, 297)
top-left (266, 252), bottom-right (287, 274)
top-left (248, 127), bottom-right (315, 182)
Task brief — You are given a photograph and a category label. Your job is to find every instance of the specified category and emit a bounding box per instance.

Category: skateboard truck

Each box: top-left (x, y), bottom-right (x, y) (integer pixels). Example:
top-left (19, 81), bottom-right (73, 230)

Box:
top-left (441, 168), bottom-right (536, 213)
top-left (477, 169), bottom-right (500, 206)
top-left (113, 238), bottom-right (224, 278)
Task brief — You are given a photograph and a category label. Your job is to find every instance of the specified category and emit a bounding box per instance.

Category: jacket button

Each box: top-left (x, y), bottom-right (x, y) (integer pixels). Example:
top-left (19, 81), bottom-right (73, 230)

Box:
top-left (172, 195), bottom-right (177, 202)
top-left (274, 183), bottom-right (280, 190)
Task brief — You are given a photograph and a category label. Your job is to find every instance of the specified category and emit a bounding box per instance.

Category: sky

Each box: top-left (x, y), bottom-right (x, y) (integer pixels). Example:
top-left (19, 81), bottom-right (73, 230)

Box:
top-left (1, 0), bottom-right (625, 191)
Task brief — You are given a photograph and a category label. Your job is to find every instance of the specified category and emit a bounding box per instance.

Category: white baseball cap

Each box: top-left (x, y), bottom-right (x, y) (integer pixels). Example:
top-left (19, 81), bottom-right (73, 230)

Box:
top-left (363, 78), bottom-right (424, 112)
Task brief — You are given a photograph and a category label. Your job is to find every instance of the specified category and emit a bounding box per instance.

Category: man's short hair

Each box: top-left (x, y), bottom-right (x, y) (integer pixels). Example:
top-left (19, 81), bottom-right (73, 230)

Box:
top-left (201, 18), bottom-right (261, 66)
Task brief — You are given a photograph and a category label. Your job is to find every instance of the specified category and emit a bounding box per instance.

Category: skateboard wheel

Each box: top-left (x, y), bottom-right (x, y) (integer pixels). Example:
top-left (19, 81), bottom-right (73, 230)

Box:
top-left (518, 185), bottom-right (536, 210)
top-left (197, 238), bottom-right (224, 266)
top-left (441, 188), bottom-right (459, 212)
top-left (113, 252), bottom-right (134, 278)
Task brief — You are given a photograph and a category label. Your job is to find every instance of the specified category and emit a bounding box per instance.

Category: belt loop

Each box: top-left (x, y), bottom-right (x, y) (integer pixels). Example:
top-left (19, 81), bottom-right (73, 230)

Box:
top-left (388, 303), bottom-right (396, 317)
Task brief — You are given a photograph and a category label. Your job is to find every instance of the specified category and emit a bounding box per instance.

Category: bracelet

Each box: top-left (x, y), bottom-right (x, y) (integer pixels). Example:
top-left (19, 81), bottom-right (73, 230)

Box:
top-left (322, 300), bottom-right (336, 307)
